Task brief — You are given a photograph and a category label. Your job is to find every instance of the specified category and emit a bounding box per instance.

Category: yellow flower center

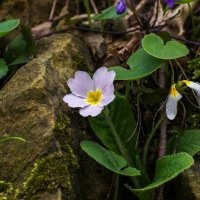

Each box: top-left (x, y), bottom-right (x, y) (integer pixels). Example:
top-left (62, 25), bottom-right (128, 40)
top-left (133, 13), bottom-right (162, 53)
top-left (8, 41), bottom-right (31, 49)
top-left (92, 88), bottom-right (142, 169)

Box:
top-left (171, 84), bottom-right (178, 98)
top-left (86, 89), bottom-right (103, 105)
top-left (181, 80), bottom-right (191, 86)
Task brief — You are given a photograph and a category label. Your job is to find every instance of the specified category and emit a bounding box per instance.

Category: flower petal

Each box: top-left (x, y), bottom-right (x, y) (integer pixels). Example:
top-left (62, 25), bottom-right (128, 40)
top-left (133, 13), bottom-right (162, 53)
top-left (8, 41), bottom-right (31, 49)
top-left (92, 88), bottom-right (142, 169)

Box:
top-left (166, 93), bottom-right (182, 120)
top-left (93, 67), bottom-right (116, 91)
top-left (100, 95), bottom-right (115, 106)
top-left (100, 84), bottom-right (115, 106)
top-left (67, 71), bottom-right (94, 98)
top-left (63, 94), bottom-right (88, 108)
top-left (79, 105), bottom-right (103, 117)
top-left (187, 81), bottom-right (200, 97)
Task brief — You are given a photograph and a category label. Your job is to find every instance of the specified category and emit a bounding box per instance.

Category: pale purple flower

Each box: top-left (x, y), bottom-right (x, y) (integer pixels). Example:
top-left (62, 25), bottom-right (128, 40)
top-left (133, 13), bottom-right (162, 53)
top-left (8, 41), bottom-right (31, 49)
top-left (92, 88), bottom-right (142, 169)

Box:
top-left (63, 67), bottom-right (116, 117)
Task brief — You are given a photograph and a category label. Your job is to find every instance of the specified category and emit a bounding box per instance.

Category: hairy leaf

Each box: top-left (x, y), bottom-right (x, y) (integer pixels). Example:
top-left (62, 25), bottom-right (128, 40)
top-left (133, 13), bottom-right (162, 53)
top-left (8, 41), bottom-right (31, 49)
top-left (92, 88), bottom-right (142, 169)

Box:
top-left (80, 140), bottom-right (140, 176)
top-left (89, 95), bottom-right (137, 158)
top-left (128, 153), bottom-right (193, 192)
top-left (176, 129), bottom-right (200, 156)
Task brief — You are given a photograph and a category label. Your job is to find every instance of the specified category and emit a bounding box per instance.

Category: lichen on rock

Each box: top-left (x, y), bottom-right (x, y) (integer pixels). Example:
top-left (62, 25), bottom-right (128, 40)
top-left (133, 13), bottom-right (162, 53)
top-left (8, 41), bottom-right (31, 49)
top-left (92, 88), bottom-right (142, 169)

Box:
top-left (18, 149), bottom-right (78, 199)
top-left (0, 33), bottom-right (111, 199)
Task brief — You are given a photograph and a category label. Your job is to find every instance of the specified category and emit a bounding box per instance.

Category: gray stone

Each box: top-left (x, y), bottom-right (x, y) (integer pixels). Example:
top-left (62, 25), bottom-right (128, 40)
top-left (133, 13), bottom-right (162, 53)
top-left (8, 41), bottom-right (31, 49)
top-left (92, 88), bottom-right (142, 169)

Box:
top-left (176, 160), bottom-right (200, 200)
top-left (0, 34), bottom-right (110, 200)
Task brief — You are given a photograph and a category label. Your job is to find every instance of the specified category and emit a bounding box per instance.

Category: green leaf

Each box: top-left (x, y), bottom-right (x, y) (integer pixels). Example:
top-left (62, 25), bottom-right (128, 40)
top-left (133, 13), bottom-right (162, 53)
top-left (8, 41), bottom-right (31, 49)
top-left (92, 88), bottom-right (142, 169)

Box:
top-left (109, 48), bottom-right (164, 80)
top-left (80, 140), bottom-right (140, 176)
top-left (141, 88), bottom-right (168, 104)
top-left (129, 153), bottom-right (193, 192)
top-left (0, 19), bottom-right (20, 38)
top-left (176, 129), bottom-right (200, 156)
top-left (176, 0), bottom-right (195, 3)
top-left (0, 136), bottom-right (25, 143)
top-left (142, 33), bottom-right (189, 59)
top-left (93, 6), bottom-right (126, 20)
top-left (89, 95), bottom-right (137, 158)
top-left (0, 58), bottom-right (8, 79)
top-left (4, 25), bottom-right (36, 66)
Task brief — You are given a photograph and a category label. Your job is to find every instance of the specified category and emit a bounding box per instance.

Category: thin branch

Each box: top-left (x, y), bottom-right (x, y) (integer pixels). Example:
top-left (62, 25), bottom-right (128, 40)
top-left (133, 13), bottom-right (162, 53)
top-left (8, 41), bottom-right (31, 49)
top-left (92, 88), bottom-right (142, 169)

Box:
top-left (49, 0), bottom-right (58, 21)
top-left (130, 0), bottom-right (143, 28)
top-left (151, 0), bottom-right (160, 28)
top-left (171, 35), bottom-right (200, 46)
top-left (42, 26), bottom-right (141, 38)
top-left (90, 0), bottom-right (98, 14)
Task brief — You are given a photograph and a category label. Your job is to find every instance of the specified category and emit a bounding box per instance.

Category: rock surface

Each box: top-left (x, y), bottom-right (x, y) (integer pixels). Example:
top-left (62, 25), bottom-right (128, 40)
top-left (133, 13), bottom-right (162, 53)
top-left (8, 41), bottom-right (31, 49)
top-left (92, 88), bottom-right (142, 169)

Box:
top-left (0, 34), bottom-right (111, 199)
top-left (0, 0), bottom-right (63, 25)
top-left (176, 160), bottom-right (200, 200)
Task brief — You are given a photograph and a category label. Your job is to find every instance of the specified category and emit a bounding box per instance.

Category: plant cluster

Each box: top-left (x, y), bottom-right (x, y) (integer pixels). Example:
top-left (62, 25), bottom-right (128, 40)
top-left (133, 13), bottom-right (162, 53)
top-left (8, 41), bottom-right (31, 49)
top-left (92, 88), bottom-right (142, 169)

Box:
top-left (63, 0), bottom-right (200, 199)
top-left (0, 19), bottom-right (35, 84)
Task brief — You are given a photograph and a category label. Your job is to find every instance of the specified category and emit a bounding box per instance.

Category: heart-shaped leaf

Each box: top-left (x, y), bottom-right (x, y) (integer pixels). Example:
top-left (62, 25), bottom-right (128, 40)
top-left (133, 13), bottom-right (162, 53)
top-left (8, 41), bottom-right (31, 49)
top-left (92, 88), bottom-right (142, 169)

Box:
top-left (128, 152), bottom-right (193, 192)
top-left (0, 19), bottom-right (20, 38)
top-left (109, 48), bottom-right (164, 80)
top-left (142, 34), bottom-right (189, 59)
top-left (176, 129), bottom-right (200, 156)
top-left (80, 140), bottom-right (140, 176)
top-left (0, 58), bottom-right (8, 79)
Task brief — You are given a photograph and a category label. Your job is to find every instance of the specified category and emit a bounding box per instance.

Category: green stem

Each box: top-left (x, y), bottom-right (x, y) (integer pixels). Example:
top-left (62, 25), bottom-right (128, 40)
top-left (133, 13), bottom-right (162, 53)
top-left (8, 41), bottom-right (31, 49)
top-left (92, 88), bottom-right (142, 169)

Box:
top-left (142, 114), bottom-right (165, 170)
top-left (135, 154), bottom-right (150, 185)
top-left (187, 3), bottom-right (195, 31)
top-left (125, 81), bottom-right (130, 100)
top-left (104, 107), bottom-right (140, 188)
top-left (113, 174), bottom-right (119, 200)
top-left (84, 0), bottom-right (92, 28)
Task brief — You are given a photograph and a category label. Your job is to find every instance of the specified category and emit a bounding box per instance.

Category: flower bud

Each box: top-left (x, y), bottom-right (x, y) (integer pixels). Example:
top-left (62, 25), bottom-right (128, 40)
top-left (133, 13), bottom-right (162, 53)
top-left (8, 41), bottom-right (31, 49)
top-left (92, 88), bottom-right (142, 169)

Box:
top-left (164, 0), bottom-right (175, 8)
top-left (116, 0), bottom-right (126, 15)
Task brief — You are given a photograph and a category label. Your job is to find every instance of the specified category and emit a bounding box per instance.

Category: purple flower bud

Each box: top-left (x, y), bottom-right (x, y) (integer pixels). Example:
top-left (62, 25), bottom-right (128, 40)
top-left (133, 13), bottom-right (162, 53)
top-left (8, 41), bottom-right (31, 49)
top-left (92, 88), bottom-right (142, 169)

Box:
top-left (116, 0), bottom-right (126, 15)
top-left (164, 0), bottom-right (175, 8)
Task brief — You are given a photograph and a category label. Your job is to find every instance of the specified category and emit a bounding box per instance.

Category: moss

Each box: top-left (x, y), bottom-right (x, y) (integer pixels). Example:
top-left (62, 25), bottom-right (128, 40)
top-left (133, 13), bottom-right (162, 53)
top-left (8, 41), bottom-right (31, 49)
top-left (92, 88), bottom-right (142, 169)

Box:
top-left (0, 181), bottom-right (14, 200)
top-left (188, 57), bottom-right (200, 79)
top-left (187, 113), bottom-right (200, 129)
top-left (17, 151), bottom-right (77, 200)
top-left (8, 116), bottom-right (79, 200)
top-left (67, 42), bottom-right (91, 71)
top-left (71, 53), bottom-right (89, 71)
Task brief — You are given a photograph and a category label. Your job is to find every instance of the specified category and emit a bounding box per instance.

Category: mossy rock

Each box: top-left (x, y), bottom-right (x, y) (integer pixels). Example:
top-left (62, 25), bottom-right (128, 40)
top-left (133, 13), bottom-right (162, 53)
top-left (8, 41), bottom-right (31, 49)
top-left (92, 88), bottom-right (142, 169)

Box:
top-left (0, 34), bottom-right (111, 199)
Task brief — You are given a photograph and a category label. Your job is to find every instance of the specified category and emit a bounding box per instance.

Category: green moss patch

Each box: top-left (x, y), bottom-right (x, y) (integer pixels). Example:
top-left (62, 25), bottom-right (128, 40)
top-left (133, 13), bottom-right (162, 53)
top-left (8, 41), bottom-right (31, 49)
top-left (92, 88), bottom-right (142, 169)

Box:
top-left (15, 117), bottom-right (78, 199)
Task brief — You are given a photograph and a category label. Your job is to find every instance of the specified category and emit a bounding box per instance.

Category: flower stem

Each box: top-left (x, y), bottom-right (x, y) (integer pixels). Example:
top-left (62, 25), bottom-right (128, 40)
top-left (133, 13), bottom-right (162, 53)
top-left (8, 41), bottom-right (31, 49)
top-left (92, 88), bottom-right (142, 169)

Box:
top-left (113, 174), bottom-right (119, 200)
top-left (187, 3), bottom-right (195, 31)
top-left (125, 80), bottom-right (130, 100)
top-left (142, 114), bottom-right (165, 170)
top-left (104, 107), bottom-right (140, 188)
top-left (130, 0), bottom-right (143, 28)
top-left (84, 0), bottom-right (92, 28)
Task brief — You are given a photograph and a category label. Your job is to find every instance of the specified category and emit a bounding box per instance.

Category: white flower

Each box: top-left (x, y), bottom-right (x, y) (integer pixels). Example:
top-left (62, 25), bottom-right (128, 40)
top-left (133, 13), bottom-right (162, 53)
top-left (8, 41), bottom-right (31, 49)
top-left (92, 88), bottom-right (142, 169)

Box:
top-left (181, 80), bottom-right (200, 98)
top-left (166, 84), bottom-right (182, 120)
